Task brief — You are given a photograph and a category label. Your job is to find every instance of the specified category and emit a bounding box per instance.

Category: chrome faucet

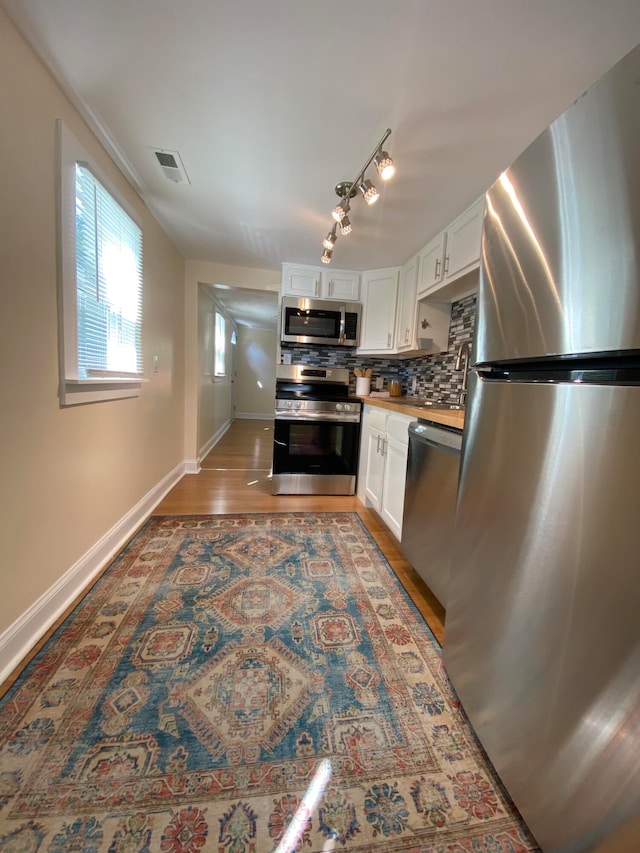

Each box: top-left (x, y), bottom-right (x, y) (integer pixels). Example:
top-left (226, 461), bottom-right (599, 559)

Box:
top-left (454, 341), bottom-right (471, 405)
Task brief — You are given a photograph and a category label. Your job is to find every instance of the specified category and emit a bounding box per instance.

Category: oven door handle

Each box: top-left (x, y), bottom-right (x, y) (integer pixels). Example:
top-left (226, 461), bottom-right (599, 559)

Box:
top-left (274, 412), bottom-right (361, 424)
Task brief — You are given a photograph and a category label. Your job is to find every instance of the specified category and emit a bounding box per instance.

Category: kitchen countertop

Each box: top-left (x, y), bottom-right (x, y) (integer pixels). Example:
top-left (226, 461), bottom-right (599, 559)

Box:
top-left (357, 396), bottom-right (465, 430)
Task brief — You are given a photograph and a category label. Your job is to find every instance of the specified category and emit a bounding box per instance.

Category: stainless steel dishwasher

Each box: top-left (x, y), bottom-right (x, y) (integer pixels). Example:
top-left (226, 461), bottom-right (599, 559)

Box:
top-left (401, 420), bottom-right (463, 609)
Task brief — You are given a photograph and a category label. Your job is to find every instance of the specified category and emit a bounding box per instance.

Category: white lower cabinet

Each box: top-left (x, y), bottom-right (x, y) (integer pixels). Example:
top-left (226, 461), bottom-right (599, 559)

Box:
top-left (358, 406), bottom-right (412, 540)
top-left (363, 417), bottom-right (386, 508)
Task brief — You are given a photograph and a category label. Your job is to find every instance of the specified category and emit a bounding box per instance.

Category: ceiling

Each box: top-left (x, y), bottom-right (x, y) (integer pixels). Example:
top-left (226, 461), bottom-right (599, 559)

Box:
top-left (204, 284), bottom-right (278, 330)
top-left (5, 1), bottom-right (640, 281)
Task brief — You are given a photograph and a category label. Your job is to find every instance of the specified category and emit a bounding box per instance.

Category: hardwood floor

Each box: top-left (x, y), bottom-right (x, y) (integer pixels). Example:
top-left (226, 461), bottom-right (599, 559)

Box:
top-left (156, 418), bottom-right (445, 643)
top-left (0, 418), bottom-right (445, 698)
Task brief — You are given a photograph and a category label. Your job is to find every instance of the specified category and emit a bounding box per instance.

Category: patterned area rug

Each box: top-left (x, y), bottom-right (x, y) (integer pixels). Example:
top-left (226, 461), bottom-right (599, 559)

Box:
top-left (0, 513), bottom-right (539, 852)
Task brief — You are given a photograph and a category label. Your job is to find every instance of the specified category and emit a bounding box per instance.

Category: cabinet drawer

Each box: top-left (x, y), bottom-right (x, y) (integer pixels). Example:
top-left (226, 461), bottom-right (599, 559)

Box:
top-left (366, 407), bottom-right (387, 432)
top-left (387, 414), bottom-right (411, 444)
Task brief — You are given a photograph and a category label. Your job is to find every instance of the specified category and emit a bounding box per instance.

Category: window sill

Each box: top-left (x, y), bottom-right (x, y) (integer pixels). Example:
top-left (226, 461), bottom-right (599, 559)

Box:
top-left (61, 377), bottom-right (148, 406)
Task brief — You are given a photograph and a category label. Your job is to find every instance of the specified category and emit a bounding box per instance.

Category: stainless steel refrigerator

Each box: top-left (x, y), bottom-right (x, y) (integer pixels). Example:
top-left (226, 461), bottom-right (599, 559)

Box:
top-left (444, 43), bottom-right (640, 853)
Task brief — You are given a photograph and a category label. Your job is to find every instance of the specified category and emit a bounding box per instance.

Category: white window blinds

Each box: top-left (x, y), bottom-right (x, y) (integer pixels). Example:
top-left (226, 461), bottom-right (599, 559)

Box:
top-left (75, 164), bottom-right (143, 379)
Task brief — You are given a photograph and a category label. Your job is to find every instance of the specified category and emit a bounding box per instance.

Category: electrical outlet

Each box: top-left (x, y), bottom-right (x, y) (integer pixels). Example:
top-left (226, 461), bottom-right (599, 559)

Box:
top-left (411, 376), bottom-right (417, 394)
top-left (152, 355), bottom-right (159, 373)
top-left (375, 376), bottom-right (384, 391)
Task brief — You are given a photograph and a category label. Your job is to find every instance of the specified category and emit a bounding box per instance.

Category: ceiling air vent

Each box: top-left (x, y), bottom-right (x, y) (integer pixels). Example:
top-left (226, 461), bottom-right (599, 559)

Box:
top-left (152, 148), bottom-right (190, 184)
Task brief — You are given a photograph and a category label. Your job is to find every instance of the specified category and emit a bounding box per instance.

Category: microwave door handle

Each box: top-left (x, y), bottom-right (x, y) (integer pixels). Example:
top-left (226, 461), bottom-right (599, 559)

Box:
top-left (339, 307), bottom-right (346, 344)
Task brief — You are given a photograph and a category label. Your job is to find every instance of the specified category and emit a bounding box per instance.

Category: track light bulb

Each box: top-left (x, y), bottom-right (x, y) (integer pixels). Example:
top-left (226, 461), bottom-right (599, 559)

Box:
top-left (332, 201), bottom-right (348, 222)
top-left (375, 150), bottom-right (395, 180)
top-left (359, 179), bottom-right (379, 205)
top-left (339, 216), bottom-right (352, 236)
top-left (321, 248), bottom-right (333, 264)
top-left (323, 226), bottom-right (337, 250)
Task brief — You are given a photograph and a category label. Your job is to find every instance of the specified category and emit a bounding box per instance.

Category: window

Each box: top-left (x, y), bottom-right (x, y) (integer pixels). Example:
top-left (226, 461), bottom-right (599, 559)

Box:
top-left (214, 311), bottom-right (226, 377)
top-left (57, 121), bottom-right (144, 404)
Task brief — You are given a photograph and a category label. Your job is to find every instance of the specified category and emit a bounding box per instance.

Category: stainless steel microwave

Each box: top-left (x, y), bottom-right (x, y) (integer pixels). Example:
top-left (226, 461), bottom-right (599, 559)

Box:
top-left (281, 296), bottom-right (361, 347)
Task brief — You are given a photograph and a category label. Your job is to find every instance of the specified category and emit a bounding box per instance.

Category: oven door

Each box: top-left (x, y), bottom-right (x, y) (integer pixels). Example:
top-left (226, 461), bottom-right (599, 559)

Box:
top-left (271, 416), bottom-right (361, 495)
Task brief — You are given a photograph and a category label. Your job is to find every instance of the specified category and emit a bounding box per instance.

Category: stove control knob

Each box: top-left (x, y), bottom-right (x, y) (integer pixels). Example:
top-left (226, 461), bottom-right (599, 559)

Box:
top-left (336, 403), bottom-right (343, 411)
top-left (343, 404), bottom-right (352, 412)
top-left (294, 401), bottom-right (302, 409)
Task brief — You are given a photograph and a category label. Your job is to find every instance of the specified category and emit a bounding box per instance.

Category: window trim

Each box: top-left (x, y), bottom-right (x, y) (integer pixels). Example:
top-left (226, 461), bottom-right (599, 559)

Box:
top-left (57, 120), bottom-right (146, 405)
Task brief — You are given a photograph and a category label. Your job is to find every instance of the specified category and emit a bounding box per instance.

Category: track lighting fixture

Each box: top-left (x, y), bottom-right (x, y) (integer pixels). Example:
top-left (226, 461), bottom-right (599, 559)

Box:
top-left (321, 128), bottom-right (395, 264)
top-left (323, 225), bottom-right (337, 251)
top-left (358, 178), bottom-right (379, 205)
top-left (339, 215), bottom-right (352, 236)
top-left (331, 200), bottom-right (349, 223)
top-left (375, 150), bottom-right (395, 181)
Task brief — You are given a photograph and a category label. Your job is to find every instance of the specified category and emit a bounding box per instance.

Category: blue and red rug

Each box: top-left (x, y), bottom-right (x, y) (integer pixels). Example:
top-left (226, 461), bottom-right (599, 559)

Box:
top-left (0, 513), bottom-right (539, 851)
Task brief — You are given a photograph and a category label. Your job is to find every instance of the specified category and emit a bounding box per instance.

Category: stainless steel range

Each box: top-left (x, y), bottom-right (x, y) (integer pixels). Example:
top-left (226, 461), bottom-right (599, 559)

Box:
top-left (271, 365), bottom-right (362, 495)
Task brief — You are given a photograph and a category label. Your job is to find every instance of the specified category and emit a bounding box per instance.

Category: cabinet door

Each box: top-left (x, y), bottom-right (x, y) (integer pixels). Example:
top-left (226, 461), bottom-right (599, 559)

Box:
top-left (395, 255), bottom-right (418, 352)
top-left (321, 270), bottom-right (360, 301)
top-left (364, 424), bottom-right (385, 509)
top-left (358, 269), bottom-right (400, 352)
top-left (443, 197), bottom-right (484, 282)
top-left (282, 263), bottom-right (320, 298)
top-left (380, 429), bottom-right (409, 540)
top-left (417, 234), bottom-right (446, 298)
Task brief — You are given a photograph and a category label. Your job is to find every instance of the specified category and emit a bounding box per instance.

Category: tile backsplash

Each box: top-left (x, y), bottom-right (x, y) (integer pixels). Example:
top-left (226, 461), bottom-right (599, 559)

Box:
top-left (280, 292), bottom-right (477, 400)
top-left (404, 293), bottom-right (476, 400)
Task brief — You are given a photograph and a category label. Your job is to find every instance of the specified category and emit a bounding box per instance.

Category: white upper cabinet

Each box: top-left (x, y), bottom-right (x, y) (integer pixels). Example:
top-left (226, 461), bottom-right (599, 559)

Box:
top-left (358, 260), bottom-right (451, 357)
top-left (444, 197), bottom-right (484, 283)
top-left (281, 263), bottom-right (359, 301)
top-left (282, 263), bottom-right (320, 298)
top-left (417, 233), bottom-right (446, 298)
top-left (357, 268), bottom-right (400, 353)
top-left (395, 254), bottom-right (419, 353)
top-left (416, 197), bottom-right (484, 301)
top-left (322, 270), bottom-right (360, 301)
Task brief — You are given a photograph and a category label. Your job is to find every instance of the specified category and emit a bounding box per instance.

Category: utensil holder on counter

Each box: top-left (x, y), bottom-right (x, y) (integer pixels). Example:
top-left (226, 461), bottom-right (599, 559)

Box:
top-left (356, 377), bottom-right (371, 396)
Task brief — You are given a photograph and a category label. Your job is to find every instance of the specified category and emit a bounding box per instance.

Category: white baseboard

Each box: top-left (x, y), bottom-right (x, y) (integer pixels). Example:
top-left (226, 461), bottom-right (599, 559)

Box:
top-left (197, 420), bottom-right (231, 464)
top-left (184, 459), bottom-right (200, 474)
top-left (0, 461), bottom-right (186, 685)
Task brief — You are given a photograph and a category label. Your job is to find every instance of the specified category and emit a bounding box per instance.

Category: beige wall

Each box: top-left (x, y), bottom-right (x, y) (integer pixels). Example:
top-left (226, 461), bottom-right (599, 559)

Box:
top-left (235, 328), bottom-right (277, 416)
top-left (0, 10), bottom-right (185, 634)
top-left (184, 260), bottom-right (279, 461)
